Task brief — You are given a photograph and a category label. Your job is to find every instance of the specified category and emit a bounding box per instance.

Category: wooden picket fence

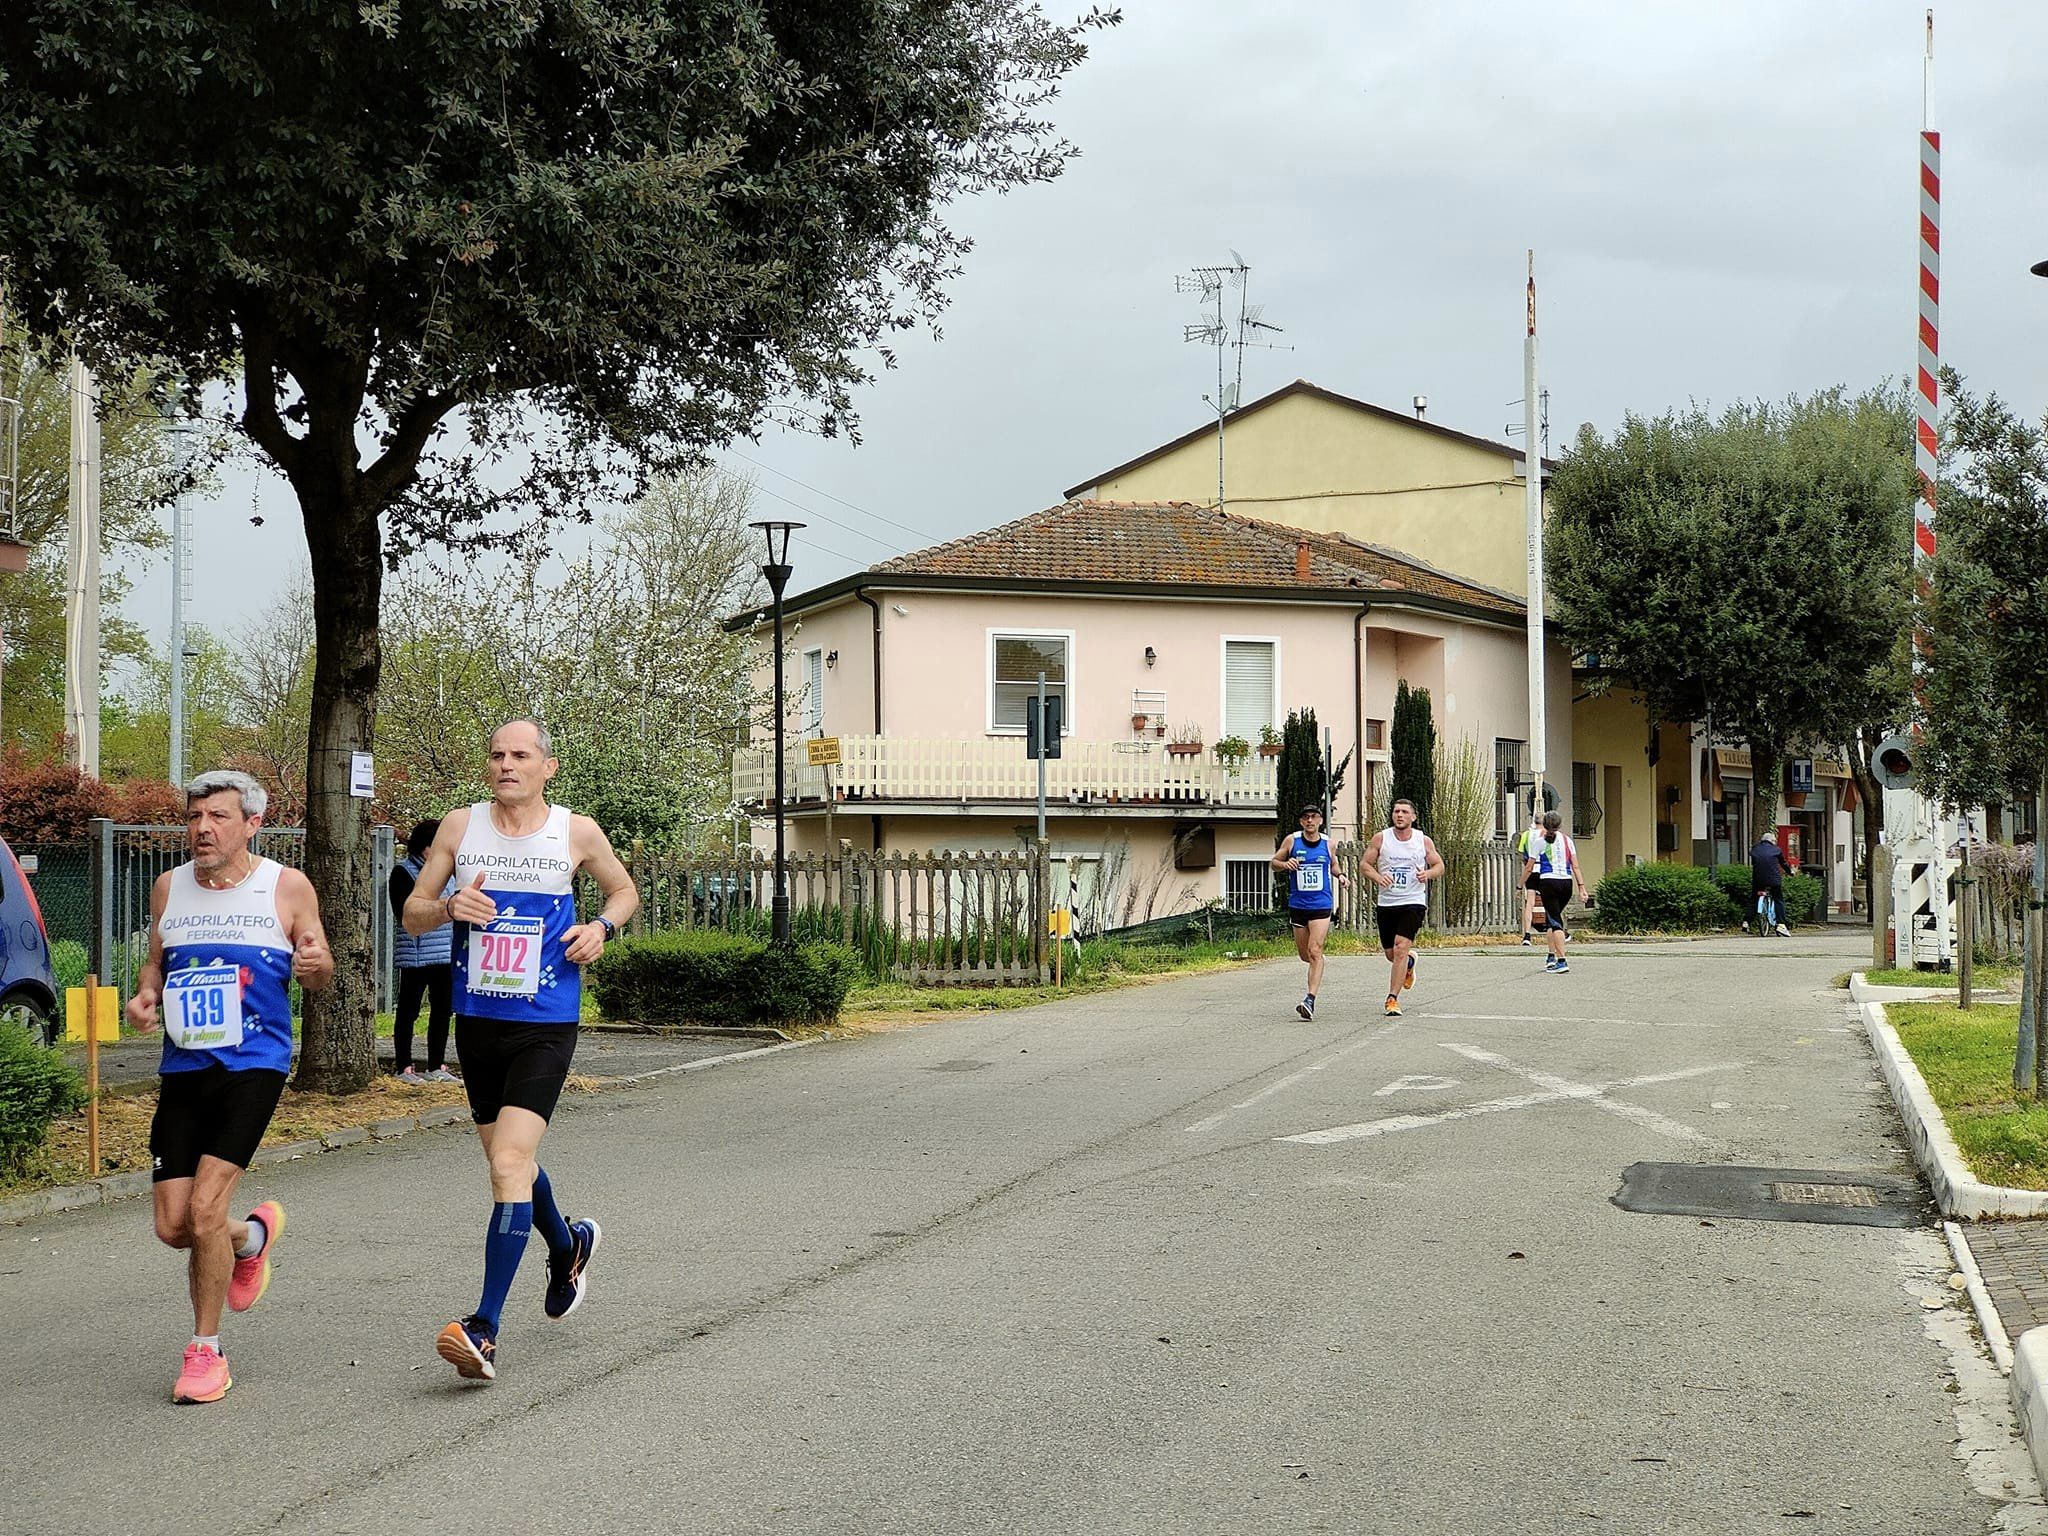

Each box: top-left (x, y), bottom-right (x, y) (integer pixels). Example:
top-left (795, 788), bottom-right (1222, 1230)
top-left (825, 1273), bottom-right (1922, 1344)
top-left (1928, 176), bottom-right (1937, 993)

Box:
top-left (624, 842), bottom-right (1050, 985)
top-left (1324, 841), bottom-right (1527, 936)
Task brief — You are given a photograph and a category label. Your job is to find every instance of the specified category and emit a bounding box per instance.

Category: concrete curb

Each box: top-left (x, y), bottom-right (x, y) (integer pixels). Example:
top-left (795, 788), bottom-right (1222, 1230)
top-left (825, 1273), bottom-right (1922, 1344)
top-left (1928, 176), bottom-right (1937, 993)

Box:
top-left (1847, 974), bottom-right (2018, 1006)
top-left (1856, 988), bottom-right (2048, 1219)
top-left (0, 1034), bottom-right (822, 1228)
top-left (2013, 1330), bottom-right (2048, 1491)
top-left (1944, 1219), bottom-right (2014, 1375)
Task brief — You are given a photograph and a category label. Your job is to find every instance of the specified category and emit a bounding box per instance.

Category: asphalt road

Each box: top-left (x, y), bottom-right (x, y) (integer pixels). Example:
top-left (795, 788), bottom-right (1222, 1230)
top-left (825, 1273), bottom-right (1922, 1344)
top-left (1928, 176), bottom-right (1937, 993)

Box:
top-left (4, 934), bottom-right (2035, 1535)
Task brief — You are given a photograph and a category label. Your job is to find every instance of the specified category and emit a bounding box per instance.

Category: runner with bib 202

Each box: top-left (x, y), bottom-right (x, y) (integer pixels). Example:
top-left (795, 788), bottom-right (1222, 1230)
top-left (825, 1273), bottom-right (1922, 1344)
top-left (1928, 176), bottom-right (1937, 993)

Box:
top-left (402, 719), bottom-right (638, 1383)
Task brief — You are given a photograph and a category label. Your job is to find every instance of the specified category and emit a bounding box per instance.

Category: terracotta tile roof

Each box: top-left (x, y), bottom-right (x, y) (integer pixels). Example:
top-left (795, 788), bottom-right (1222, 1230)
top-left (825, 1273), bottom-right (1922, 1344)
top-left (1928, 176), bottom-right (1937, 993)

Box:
top-left (868, 500), bottom-right (1525, 618)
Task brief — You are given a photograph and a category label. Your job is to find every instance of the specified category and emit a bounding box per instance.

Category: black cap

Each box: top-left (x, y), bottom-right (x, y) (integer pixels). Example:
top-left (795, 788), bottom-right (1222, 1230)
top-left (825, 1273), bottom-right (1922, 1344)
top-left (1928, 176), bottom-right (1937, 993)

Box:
top-left (1299, 804), bottom-right (1324, 818)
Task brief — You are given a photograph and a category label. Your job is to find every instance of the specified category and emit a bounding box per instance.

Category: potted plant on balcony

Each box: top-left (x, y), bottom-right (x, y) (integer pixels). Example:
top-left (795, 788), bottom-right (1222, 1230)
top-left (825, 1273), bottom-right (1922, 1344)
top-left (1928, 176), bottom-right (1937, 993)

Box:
top-left (1165, 722), bottom-right (1204, 757)
top-left (1213, 733), bottom-right (1251, 772)
top-left (1257, 724), bottom-right (1283, 758)
top-left (1131, 709), bottom-right (1151, 735)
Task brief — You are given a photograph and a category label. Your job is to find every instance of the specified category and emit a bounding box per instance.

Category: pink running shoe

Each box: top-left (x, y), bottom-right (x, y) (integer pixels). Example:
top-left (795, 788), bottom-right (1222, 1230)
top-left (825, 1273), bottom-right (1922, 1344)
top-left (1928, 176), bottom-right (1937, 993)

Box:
top-left (174, 1342), bottom-right (232, 1404)
top-left (227, 1200), bottom-right (285, 1313)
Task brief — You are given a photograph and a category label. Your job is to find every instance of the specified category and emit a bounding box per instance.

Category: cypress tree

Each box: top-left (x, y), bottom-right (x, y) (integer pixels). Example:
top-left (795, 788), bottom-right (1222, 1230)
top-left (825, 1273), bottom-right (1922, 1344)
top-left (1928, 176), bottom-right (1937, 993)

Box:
top-left (1390, 681), bottom-right (1437, 833)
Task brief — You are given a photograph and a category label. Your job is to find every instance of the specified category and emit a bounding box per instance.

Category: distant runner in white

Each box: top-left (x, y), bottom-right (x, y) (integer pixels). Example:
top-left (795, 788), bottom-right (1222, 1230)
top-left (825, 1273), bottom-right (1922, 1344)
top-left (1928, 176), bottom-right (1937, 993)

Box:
top-left (1359, 798), bottom-right (1443, 1017)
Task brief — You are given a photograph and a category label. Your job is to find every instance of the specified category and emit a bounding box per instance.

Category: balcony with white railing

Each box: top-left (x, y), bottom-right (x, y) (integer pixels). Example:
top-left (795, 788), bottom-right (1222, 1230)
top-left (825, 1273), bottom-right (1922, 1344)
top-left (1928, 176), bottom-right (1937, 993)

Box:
top-left (733, 735), bottom-right (1283, 816)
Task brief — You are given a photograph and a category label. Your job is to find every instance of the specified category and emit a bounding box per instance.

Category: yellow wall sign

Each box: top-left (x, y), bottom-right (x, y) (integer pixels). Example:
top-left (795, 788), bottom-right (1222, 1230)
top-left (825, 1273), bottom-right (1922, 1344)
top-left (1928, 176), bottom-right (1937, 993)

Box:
top-left (806, 737), bottom-right (841, 766)
top-left (65, 986), bottom-right (120, 1043)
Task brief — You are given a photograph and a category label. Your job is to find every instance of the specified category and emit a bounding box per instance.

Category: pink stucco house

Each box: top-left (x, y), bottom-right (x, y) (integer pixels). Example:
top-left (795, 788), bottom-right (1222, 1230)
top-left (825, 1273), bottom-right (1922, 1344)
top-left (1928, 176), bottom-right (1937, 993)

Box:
top-left (733, 498), bottom-right (1572, 927)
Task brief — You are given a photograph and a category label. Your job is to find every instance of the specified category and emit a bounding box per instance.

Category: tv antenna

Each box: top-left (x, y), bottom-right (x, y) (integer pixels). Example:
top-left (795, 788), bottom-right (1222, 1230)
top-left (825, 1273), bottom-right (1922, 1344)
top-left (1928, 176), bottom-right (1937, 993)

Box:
top-left (1505, 388), bottom-right (1551, 454)
top-left (1176, 251), bottom-right (1291, 510)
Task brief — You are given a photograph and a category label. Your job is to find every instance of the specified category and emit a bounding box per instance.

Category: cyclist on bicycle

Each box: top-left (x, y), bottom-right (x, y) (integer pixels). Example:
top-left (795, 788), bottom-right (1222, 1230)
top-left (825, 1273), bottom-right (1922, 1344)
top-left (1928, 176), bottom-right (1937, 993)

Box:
top-left (1749, 831), bottom-right (1793, 937)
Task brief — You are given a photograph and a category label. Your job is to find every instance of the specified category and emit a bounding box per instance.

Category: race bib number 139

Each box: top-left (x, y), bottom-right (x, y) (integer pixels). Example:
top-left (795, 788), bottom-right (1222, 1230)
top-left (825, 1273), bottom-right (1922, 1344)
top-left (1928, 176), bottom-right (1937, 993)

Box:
top-left (165, 965), bottom-right (244, 1051)
top-left (469, 915), bottom-right (544, 997)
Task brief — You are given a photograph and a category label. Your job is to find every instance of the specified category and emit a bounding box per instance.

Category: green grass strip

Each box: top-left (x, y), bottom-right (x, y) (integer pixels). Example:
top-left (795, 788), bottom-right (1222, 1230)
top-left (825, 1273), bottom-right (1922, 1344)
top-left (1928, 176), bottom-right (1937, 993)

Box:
top-left (1889, 1002), bottom-right (2048, 1191)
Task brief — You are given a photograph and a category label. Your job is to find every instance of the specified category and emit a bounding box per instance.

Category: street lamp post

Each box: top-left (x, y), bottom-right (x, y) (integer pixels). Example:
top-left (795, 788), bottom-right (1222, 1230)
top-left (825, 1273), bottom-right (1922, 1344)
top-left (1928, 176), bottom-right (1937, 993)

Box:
top-left (751, 519), bottom-right (804, 944)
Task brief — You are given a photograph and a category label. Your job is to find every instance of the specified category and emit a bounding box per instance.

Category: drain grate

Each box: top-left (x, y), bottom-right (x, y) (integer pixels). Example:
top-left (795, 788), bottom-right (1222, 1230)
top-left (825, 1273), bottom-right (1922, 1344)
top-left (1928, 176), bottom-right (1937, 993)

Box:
top-left (1613, 1163), bottom-right (1928, 1228)
top-left (1768, 1181), bottom-right (1880, 1208)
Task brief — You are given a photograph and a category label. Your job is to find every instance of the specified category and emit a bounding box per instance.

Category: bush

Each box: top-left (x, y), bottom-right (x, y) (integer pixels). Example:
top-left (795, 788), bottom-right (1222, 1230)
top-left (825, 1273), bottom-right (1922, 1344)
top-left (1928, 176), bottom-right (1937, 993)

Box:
top-left (1709, 864), bottom-right (1825, 926)
top-left (589, 933), bottom-right (861, 1028)
top-left (49, 939), bottom-right (88, 994)
top-left (1589, 863), bottom-right (1735, 933)
top-left (0, 1021), bottom-right (89, 1177)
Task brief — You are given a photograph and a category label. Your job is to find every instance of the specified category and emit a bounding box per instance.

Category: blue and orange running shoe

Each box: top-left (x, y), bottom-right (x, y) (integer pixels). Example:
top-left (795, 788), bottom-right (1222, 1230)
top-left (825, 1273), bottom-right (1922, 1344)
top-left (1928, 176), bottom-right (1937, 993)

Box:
top-left (545, 1219), bottom-right (602, 1321)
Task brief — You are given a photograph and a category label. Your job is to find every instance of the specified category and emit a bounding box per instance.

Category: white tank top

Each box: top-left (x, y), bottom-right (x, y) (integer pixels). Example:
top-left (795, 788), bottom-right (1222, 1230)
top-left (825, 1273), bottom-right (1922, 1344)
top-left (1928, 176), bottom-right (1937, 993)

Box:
top-left (1377, 826), bottom-right (1431, 908)
top-left (452, 803), bottom-right (581, 1023)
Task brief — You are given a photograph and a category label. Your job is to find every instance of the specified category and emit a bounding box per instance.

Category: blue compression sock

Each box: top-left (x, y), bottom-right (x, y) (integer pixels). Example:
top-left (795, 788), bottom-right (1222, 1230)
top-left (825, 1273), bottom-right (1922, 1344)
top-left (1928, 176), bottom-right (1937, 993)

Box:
top-left (531, 1166), bottom-right (572, 1254)
top-left (476, 1202), bottom-right (533, 1332)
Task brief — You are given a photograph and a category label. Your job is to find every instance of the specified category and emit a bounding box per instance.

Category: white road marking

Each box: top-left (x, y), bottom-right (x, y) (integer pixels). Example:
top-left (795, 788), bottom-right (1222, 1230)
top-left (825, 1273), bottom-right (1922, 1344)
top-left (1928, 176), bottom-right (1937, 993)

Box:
top-left (1279, 1044), bottom-right (1745, 1147)
top-left (1185, 1026), bottom-right (1396, 1134)
top-left (1373, 1074), bottom-right (1460, 1097)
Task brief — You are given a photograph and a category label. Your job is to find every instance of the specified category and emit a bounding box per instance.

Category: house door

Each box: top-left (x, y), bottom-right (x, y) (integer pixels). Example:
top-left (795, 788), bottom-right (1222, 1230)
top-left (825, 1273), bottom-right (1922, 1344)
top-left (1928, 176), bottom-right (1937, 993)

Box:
top-left (1604, 766), bottom-right (1624, 872)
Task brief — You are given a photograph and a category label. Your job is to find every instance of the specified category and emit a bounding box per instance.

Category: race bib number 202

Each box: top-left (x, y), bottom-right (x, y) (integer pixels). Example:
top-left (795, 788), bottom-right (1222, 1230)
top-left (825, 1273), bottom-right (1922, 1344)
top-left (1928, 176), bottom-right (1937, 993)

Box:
top-left (469, 915), bottom-right (544, 997)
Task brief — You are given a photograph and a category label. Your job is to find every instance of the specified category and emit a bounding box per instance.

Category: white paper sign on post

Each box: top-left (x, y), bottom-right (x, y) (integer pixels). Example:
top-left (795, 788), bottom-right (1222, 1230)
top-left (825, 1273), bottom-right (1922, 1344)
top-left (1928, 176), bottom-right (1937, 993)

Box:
top-left (350, 752), bottom-right (375, 798)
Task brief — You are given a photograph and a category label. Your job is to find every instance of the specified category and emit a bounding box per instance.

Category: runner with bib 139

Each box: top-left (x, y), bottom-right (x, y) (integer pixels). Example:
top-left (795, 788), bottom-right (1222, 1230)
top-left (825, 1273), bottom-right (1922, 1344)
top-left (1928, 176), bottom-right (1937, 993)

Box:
top-left (402, 719), bottom-right (638, 1382)
top-left (125, 770), bottom-right (333, 1405)
top-left (1361, 798), bottom-right (1443, 1017)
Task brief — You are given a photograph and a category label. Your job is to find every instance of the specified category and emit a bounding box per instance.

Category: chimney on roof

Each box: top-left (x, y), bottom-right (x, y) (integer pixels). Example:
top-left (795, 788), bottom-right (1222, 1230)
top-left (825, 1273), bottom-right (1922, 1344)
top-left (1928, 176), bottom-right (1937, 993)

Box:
top-left (1413, 394), bottom-right (1428, 419)
top-left (1295, 539), bottom-right (1311, 582)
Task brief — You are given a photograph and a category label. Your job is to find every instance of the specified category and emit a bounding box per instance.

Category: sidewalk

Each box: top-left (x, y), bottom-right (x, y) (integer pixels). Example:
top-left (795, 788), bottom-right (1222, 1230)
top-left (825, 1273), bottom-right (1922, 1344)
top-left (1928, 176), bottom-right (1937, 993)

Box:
top-left (64, 1025), bottom-right (773, 1094)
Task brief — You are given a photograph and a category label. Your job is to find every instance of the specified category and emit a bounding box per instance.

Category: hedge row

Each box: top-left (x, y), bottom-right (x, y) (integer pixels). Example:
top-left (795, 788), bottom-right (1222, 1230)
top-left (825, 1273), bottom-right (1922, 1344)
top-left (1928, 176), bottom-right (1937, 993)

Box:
top-left (1588, 862), bottom-right (1826, 934)
top-left (589, 933), bottom-right (861, 1029)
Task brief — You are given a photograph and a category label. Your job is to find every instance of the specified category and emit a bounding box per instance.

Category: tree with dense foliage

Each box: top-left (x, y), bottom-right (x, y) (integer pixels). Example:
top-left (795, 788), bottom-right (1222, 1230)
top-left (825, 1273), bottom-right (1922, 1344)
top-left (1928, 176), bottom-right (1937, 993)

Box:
top-left (1917, 375), bottom-right (2048, 1086)
top-left (0, 2), bottom-right (1117, 1090)
top-left (1547, 388), bottom-right (1914, 835)
top-left (1389, 680), bottom-right (1436, 834)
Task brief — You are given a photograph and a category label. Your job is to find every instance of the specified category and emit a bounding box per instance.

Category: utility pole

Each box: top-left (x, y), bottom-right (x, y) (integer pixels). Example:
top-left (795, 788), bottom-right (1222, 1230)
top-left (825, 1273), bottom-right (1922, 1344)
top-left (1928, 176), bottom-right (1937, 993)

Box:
top-left (166, 415), bottom-right (199, 786)
top-left (65, 356), bottom-right (101, 776)
top-left (1522, 253), bottom-right (1547, 817)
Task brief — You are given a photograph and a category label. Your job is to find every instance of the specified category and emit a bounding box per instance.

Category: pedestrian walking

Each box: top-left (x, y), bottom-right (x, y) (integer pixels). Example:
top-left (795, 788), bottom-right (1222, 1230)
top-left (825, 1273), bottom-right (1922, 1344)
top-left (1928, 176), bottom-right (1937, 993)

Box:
top-left (124, 770), bottom-right (333, 1403)
top-left (1361, 798), bottom-right (1443, 1016)
top-left (1522, 811), bottom-right (1588, 974)
top-left (402, 718), bottom-right (638, 1382)
top-left (387, 819), bottom-right (457, 1083)
top-left (1272, 804), bottom-right (1347, 1020)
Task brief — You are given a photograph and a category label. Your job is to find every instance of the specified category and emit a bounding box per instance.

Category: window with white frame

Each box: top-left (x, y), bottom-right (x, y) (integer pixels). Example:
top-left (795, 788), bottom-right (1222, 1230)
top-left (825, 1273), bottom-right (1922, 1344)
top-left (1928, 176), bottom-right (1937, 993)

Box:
top-left (1224, 857), bottom-right (1275, 912)
top-left (1223, 638), bottom-right (1278, 743)
top-left (989, 631), bottom-right (1071, 733)
top-left (802, 648), bottom-right (824, 736)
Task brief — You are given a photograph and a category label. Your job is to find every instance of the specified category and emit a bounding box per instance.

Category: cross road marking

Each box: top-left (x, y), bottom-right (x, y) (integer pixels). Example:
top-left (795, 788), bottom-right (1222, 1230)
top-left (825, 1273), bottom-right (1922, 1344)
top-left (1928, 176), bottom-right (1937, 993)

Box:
top-left (1278, 1043), bottom-right (1746, 1147)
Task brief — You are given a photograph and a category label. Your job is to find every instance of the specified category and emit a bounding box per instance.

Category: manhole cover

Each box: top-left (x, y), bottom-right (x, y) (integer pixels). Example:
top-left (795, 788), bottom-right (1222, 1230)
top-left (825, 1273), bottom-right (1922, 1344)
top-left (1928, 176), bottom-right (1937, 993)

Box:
top-left (1613, 1163), bottom-right (1927, 1228)
top-left (924, 1059), bottom-right (992, 1073)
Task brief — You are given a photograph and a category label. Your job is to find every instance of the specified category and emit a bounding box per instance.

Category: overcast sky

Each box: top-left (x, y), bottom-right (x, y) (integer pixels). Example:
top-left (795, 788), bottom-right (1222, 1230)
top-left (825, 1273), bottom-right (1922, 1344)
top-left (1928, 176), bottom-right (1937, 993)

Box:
top-left (133, 0), bottom-right (2048, 641)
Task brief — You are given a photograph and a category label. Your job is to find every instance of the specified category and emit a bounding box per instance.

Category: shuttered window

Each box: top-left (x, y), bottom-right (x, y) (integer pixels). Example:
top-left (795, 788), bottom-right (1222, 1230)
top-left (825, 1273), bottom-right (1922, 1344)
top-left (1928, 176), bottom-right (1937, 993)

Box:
top-left (991, 632), bottom-right (1069, 732)
top-left (803, 649), bottom-right (824, 736)
top-left (1223, 639), bottom-right (1277, 742)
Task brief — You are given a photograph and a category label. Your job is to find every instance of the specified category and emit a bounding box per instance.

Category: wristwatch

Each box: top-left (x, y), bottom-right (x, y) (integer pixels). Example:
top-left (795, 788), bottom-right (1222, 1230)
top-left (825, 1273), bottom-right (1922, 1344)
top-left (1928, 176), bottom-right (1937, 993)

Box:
top-left (596, 916), bottom-right (617, 943)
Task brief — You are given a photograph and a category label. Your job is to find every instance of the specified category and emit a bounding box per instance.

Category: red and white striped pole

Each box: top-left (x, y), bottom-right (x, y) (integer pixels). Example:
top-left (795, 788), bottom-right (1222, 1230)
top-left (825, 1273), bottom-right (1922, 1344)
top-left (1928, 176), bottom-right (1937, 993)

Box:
top-left (1914, 11), bottom-right (1939, 575)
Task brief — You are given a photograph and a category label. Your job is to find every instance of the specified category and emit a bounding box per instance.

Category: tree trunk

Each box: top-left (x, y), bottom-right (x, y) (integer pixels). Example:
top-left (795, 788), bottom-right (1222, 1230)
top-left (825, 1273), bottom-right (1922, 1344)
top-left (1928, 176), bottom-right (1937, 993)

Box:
top-left (1847, 742), bottom-right (1884, 921)
top-left (292, 484), bottom-right (384, 1094)
top-left (1751, 743), bottom-right (1784, 853)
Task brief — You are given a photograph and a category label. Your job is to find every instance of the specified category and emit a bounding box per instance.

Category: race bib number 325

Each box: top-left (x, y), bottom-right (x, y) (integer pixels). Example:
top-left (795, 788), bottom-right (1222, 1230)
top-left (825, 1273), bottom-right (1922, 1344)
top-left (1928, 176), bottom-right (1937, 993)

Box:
top-left (469, 915), bottom-right (544, 997)
top-left (165, 965), bottom-right (244, 1051)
